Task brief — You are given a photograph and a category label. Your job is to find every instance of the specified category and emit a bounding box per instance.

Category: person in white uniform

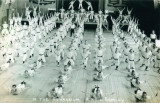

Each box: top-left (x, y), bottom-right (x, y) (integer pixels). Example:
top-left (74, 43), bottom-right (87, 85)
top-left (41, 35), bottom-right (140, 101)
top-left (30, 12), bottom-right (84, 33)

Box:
top-left (25, 3), bottom-right (30, 19)
top-left (53, 84), bottom-right (63, 98)
top-left (6, 45), bottom-right (15, 64)
top-left (54, 46), bottom-right (61, 67)
top-left (89, 10), bottom-right (94, 20)
top-left (20, 43), bottom-right (29, 64)
top-left (85, 1), bottom-right (93, 11)
top-left (78, 0), bottom-right (84, 9)
top-left (9, 18), bottom-right (14, 31)
top-left (140, 48), bottom-right (152, 71)
top-left (32, 5), bottom-right (37, 17)
top-left (112, 48), bottom-right (121, 70)
top-left (16, 81), bottom-right (26, 93)
top-left (90, 86), bottom-right (103, 100)
top-left (82, 49), bottom-right (91, 69)
top-left (28, 39), bottom-right (35, 58)
top-left (64, 62), bottom-right (72, 74)
top-left (69, 0), bottom-right (76, 10)
top-left (117, 8), bottom-right (125, 21)
top-left (95, 46), bottom-right (105, 64)
top-left (133, 88), bottom-right (158, 102)
top-left (150, 30), bottom-right (157, 43)
top-left (59, 42), bottom-right (66, 60)
top-left (2, 21), bottom-right (9, 37)
top-left (127, 8), bottom-right (133, 19)
top-left (24, 69), bottom-right (35, 78)
top-left (60, 7), bottom-right (65, 19)
top-left (128, 49), bottom-right (135, 69)
top-left (130, 77), bottom-right (146, 88)
top-left (57, 73), bottom-right (69, 84)
top-left (37, 43), bottom-right (46, 63)
top-left (64, 48), bottom-right (75, 66)
top-left (11, 85), bottom-right (18, 95)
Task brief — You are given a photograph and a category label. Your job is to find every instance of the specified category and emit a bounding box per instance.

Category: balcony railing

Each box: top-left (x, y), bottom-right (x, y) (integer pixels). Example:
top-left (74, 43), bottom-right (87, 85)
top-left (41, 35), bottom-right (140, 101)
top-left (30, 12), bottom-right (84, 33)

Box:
top-left (30, 0), bottom-right (56, 5)
top-left (108, 0), bottom-right (129, 7)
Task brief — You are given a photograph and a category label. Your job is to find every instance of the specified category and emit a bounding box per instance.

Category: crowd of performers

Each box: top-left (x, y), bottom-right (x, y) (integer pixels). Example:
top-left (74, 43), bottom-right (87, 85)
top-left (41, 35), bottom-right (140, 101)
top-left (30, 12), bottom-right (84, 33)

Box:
top-left (0, 1), bottom-right (159, 102)
top-left (0, 2), bottom-right (73, 96)
top-left (108, 9), bottom-right (159, 102)
top-left (0, 1), bottom-right (89, 99)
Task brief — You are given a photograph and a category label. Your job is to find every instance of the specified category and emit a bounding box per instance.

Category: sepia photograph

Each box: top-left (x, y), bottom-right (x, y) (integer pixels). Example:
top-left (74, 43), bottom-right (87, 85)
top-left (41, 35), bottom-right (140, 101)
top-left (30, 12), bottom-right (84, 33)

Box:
top-left (0, 0), bottom-right (160, 103)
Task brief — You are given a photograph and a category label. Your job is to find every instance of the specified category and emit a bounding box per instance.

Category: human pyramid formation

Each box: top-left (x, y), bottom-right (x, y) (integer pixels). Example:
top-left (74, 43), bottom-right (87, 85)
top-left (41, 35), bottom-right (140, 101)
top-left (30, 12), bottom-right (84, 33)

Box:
top-left (0, 1), bottom-right (159, 102)
top-left (69, 0), bottom-right (93, 10)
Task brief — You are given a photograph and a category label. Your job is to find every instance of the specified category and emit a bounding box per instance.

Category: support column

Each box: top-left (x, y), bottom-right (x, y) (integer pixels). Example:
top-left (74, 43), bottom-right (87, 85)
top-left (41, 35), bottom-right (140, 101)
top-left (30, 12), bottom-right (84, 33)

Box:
top-left (56, 0), bottom-right (59, 12)
top-left (62, 0), bottom-right (64, 8)
top-left (99, 0), bottom-right (105, 12)
top-left (104, 0), bottom-right (108, 10)
top-left (56, 0), bottom-right (62, 11)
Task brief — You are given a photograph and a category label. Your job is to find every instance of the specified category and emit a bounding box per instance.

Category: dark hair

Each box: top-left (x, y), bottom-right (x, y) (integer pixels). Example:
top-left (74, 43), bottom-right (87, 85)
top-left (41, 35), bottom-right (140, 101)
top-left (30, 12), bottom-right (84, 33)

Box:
top-left (131, 70), bottom-right (135, 76)
top-left (143, 92), bottom-right (147, 95)
top-left (96, 87), bottom-right (100, 92)
top-left (64, 65), bottom-right (67, 68)
top-left (136, 77), bottom-right (140, 84)
top-left (25, 70), bottom-right (28, 72)
top-left (31, 68), bottom-right (35, 71)
top-left (21, 81), bottom-right (26, 85)
top-left (59, 75), bottom-right (63, 78)
top-left (68, 61), bottom-right (71, 66)
top-left (58, 84), bottom-right (62, 87)
top-left (52, 88), bottom-right (55, 91)
top-left (134, 88), bottom-right (141, 94)
top-left (91, 88), bottom-right (95, 93)
top-left (12, 84), bottom-right (16, 87)
top-left (142, 92), bottom-right (147, 99)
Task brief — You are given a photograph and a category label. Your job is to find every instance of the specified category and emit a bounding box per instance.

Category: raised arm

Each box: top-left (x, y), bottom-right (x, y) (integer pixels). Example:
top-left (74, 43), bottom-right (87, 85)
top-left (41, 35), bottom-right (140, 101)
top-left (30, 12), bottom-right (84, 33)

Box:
top-left (127, 7), bottom-right (129, 13)
top-left (117, 8), bottom-right (120, 13)
top-left (122, 7), bottom-right (125, 12)
top-left (128, 8), bottom-right (133, 14)
top-left (130, 8), bottom-right (133, 13)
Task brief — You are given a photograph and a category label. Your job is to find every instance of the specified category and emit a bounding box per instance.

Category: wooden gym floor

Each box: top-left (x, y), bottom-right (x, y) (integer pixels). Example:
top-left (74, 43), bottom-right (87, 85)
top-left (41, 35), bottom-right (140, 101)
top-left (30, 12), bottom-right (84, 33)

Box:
top-left (0, 29), bottom-right (160, 103)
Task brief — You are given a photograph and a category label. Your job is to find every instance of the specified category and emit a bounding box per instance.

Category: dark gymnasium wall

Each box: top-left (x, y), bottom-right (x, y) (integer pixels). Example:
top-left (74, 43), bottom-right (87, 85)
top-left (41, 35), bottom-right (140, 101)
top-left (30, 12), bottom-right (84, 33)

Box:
top-left (157, 5), bottom-right (160, 39)
top-left (127, 0), bottom-right (158, 37)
